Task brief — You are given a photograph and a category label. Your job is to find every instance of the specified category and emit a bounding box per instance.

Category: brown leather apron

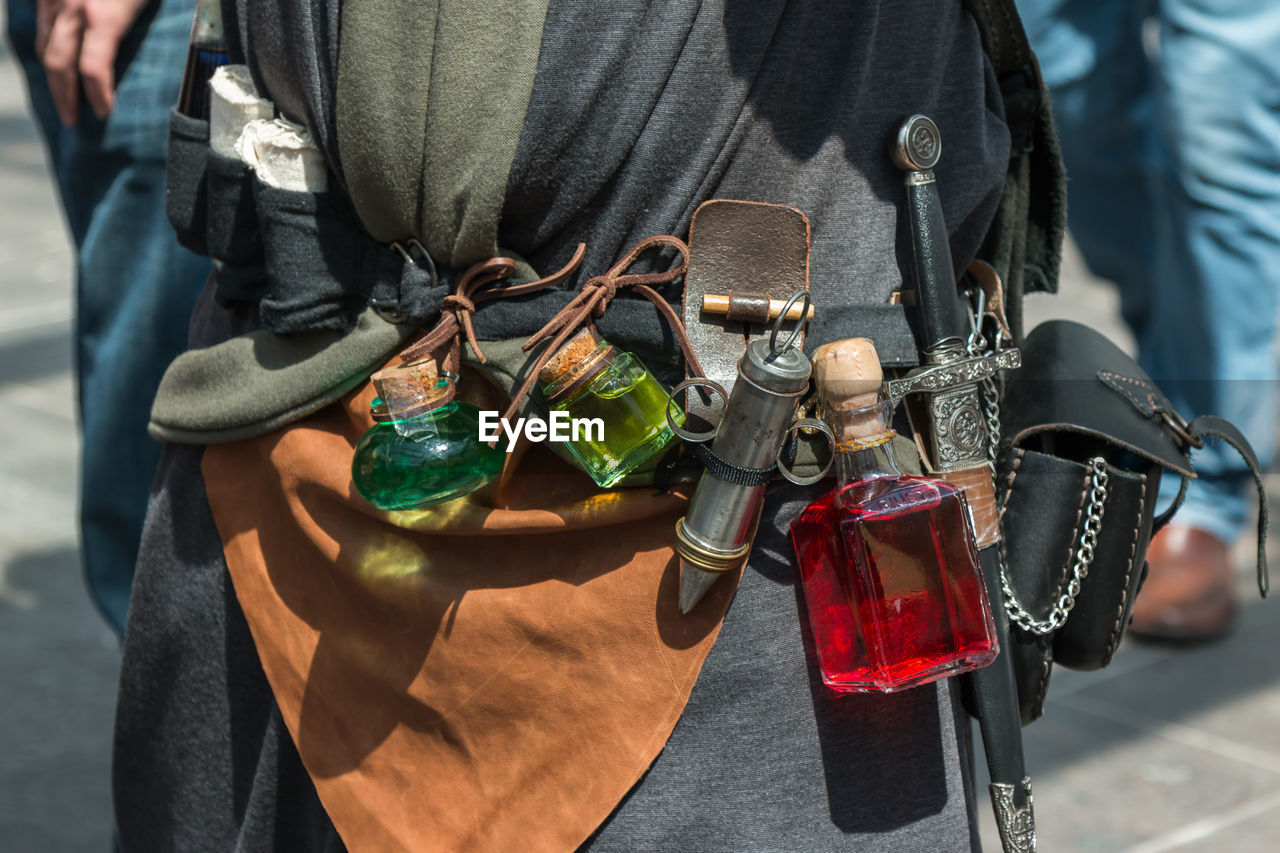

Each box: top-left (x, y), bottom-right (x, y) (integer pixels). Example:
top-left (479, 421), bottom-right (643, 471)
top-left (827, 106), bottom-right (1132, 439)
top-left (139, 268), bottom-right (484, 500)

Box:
top-left (201, 362), bottom-right (739, 851)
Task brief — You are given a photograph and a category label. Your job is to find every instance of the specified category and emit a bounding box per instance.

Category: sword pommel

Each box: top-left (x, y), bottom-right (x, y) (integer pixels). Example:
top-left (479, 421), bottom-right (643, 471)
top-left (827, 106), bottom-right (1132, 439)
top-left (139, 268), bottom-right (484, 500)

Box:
top-left (893, 114), bottom-right (942, 172)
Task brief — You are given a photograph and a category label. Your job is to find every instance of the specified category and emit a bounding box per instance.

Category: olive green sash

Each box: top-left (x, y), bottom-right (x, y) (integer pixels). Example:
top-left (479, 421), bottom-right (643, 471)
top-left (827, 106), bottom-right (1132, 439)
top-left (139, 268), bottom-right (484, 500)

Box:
top-left (337, 0), bottom-right (552, 269)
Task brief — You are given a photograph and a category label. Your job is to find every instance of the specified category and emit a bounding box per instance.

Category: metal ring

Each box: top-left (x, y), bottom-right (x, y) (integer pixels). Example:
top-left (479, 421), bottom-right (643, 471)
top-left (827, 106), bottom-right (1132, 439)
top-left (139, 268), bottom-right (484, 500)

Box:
top-left (666, 378), bottom-right (727, 443)
top-left (409, 239), bottom-right (440, 289)
top-left (768, 290), bottom-right (811, 355)
top-left (390, 239), bottom-right (440, 290)
top-left (674, 518), bottom-right (751, 573)
top-left (372, 304), bottom-right (409, 324)
top-left (777, 417), bottom-right (836, 485)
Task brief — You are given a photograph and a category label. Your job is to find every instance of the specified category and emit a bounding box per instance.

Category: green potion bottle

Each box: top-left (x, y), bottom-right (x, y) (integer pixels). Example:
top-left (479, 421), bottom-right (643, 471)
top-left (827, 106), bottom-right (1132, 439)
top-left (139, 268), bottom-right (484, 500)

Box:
top-left (352, 359), bottom-right (503, 510)
top-left (539, 328), bottom-right (679, 488)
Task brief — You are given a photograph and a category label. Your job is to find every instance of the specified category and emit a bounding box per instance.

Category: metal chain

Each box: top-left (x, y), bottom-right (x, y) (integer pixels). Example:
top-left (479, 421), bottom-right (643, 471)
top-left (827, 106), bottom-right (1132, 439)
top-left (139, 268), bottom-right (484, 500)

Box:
top-left (967, 291), bottom-right (1111, 636)
top-left (1001, 457), bottom-right (1110, 636)
top-left (981, 375), bottom-right (1001, 476)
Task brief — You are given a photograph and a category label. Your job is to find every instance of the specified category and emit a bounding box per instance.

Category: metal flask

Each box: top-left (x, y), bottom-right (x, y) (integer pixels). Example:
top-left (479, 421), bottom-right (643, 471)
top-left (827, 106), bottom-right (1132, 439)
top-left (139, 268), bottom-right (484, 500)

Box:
top-left (671, 292), bottom-right (832, 613)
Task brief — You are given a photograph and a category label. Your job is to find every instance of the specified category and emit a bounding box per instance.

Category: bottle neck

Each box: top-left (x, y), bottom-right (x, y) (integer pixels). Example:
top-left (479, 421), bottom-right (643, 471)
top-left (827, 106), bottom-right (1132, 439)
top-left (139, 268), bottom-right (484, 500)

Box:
top-left (825, 394), bottom-right (899, 484)
top-left (835, 434), bottom-right (903, 484)
top-left (387, 401), bottom-right (456, 437)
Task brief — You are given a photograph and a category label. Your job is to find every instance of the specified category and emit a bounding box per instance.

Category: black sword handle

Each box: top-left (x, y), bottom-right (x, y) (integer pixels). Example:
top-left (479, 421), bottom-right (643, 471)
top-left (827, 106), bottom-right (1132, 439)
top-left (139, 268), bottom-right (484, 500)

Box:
top-left (894, 115), bottom-right (963, 353)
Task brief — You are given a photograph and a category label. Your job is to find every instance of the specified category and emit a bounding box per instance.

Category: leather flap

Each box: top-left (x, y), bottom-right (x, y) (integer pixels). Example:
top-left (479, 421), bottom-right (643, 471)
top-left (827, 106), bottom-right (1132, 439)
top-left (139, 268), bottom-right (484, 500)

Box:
top-left (998, 446), bottom-right (1086, 725)
top-left (682, 200), bottom-right (810, 397)
top-left (1001, 320), bottom-right (1193, 477)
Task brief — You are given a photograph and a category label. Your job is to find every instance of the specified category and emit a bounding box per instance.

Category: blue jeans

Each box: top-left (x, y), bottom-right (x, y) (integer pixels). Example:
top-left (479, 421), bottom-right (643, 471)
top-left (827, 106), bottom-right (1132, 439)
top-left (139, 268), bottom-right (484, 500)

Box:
top-left (1017, 0), bottom-right (1280, 543)
top-left (6, 0), bottom-right (209, 634)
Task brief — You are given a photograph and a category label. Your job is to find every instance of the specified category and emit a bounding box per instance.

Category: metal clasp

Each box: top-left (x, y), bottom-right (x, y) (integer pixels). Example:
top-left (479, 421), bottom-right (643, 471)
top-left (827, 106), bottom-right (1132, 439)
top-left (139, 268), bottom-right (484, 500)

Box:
top-left (1160, 408), bottom-right (1205, 450)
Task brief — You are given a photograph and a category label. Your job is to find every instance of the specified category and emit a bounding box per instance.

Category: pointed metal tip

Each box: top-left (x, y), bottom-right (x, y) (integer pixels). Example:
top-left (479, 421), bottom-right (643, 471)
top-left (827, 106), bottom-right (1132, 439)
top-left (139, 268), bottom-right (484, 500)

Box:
top-left (679, 562), bottom-right (723, 613)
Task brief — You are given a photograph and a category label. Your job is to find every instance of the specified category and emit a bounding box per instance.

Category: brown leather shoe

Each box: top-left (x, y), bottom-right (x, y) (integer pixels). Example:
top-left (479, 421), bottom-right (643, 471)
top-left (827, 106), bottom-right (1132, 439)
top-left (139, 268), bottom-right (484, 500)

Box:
top-left (1129, 526), bottom-right (1238, 640)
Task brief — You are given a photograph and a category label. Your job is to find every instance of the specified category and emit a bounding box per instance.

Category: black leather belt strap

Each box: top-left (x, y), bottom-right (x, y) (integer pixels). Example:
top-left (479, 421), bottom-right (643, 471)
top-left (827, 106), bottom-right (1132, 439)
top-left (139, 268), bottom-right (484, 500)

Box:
top-left (1188, 414), bottom-right (1270, 598)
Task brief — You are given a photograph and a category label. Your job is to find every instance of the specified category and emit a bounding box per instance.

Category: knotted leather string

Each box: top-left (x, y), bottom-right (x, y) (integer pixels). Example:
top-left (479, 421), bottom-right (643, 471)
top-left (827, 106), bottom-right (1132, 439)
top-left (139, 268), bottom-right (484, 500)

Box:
top-left (500, 235), bottom-right (705, 424)
top-left (396, 243), bottom-right (588, 379)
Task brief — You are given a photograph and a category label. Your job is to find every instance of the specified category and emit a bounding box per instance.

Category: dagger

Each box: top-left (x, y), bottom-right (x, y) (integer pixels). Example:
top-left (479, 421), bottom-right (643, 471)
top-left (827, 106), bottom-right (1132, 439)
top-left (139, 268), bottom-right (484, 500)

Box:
top-left (890, 114), bottom-right (1036, 853)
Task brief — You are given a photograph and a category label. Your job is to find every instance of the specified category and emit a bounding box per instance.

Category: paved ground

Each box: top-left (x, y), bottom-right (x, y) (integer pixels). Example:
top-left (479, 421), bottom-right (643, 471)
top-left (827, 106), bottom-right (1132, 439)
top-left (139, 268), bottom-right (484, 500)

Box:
top-left (0, 28), bottom-right (121, 853)
top-left (2, 24), bottom-right (1279, 853)
top-left (0, 553), bottom-right (116, 853)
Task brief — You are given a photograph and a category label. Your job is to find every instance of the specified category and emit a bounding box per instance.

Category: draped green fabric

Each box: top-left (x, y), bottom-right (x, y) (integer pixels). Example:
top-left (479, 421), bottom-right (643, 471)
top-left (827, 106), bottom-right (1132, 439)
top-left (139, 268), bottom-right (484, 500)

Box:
top-left (336, 0), bottom-right (552, 270)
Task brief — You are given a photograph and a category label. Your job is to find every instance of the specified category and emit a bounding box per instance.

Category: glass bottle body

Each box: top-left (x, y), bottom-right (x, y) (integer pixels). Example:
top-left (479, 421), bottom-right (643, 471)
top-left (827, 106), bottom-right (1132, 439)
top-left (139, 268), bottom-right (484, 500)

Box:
top-left (790, 442), bottom-right (998, 693)
top-left (178, 0), bottom-right (230, 118)
top-left (352, 401), bottom-right (503, 510)
top-left (550, 351), bottom-right (677, 488)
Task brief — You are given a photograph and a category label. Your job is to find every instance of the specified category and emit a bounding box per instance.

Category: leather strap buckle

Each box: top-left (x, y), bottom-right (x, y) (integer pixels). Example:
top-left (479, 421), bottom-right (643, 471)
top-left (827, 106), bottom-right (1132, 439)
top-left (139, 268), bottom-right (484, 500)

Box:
top-left (1159, 408), bottom-right (1205, 450)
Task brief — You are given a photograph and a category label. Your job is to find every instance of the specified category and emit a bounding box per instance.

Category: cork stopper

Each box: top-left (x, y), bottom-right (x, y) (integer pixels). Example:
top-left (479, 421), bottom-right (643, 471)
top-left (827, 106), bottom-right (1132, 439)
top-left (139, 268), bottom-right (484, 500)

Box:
top-left (539, 327), bottom-right (616, 402)
top-left (811, 337), bottom-right (891, 445)
top-left (371, 358), bottom-right (448, 420)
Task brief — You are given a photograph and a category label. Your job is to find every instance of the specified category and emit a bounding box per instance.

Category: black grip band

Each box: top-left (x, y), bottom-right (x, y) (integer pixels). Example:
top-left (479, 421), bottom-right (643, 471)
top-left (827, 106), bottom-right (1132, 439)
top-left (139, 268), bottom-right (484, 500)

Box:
top-left (691, 442), bottom-right (776, 487)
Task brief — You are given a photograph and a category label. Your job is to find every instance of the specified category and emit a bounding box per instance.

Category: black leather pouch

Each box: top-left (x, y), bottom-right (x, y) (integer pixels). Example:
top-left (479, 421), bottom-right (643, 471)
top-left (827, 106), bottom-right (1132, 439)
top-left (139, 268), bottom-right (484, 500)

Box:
top-left (165, 108), bottom-right (210, 257)
top-left (997, 320), bottom-right (1268, 724)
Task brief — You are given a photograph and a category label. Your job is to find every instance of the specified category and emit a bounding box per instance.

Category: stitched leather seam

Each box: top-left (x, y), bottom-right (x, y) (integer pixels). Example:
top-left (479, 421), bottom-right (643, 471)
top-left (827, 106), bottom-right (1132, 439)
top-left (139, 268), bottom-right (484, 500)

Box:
top-left (1058, 467), bottom-right (1091, 596)
top-left (1104, 471), bottom-right (1147, 665)
top-left (1033, 650), bottom-right (1050, 720)
top-left (1099, 370), bottom-right (1160, 416)
top-left (998, 447), bottom-right (1024, 522)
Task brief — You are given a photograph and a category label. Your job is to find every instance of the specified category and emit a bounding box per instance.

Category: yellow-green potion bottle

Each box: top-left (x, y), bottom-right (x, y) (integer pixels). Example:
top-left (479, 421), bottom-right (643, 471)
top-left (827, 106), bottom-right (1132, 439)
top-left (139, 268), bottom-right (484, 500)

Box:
top-left (539, 328), bottom-right (679, 488)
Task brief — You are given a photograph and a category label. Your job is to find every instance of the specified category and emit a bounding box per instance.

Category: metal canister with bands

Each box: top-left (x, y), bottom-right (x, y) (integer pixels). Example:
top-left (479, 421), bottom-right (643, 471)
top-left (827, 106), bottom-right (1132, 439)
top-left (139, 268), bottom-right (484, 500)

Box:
top-left (668, 291), bottom-right (834, 613)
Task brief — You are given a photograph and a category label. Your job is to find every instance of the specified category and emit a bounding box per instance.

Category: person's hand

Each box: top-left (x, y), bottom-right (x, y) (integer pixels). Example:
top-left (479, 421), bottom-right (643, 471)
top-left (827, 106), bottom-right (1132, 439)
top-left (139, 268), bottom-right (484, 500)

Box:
top-left (35, 0), bottom-right (153, 126)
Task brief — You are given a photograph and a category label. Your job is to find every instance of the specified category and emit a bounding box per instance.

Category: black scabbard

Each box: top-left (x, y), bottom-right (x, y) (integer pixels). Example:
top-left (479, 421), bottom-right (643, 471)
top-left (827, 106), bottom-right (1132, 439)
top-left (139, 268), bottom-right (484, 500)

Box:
top-left (967, 546), bottom-right (1036, 853)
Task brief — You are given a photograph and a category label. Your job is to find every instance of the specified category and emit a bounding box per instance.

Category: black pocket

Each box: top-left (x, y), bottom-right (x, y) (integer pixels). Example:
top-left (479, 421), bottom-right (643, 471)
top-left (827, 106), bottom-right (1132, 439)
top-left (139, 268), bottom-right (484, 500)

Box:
top-left (999, 445), bottom-right (1162, 722)
top-left (253, 181), bottom-right (369, 334)
top-left (1051, 463), bottom-right (1159, 671)
top-left (206, 151), bottom-right (261, 266)
top-left (1000, 446), bottom-right (1081, 724)
top-left (165, 108), bottom-right (210, 256)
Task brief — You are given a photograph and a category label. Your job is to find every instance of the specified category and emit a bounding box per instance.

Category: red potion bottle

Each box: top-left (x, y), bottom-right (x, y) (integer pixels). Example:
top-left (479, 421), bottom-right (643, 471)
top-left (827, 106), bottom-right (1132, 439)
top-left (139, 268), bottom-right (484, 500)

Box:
top-left (790, 338), bottom-right (998, 693)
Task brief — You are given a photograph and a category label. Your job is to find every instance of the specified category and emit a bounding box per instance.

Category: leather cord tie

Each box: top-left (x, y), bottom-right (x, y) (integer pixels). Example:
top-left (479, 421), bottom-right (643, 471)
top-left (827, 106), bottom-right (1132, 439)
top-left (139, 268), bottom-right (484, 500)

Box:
top-left (396, 243), bottom-right (588, 383)
top-left (501, 235), bottom-right (705, 425)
